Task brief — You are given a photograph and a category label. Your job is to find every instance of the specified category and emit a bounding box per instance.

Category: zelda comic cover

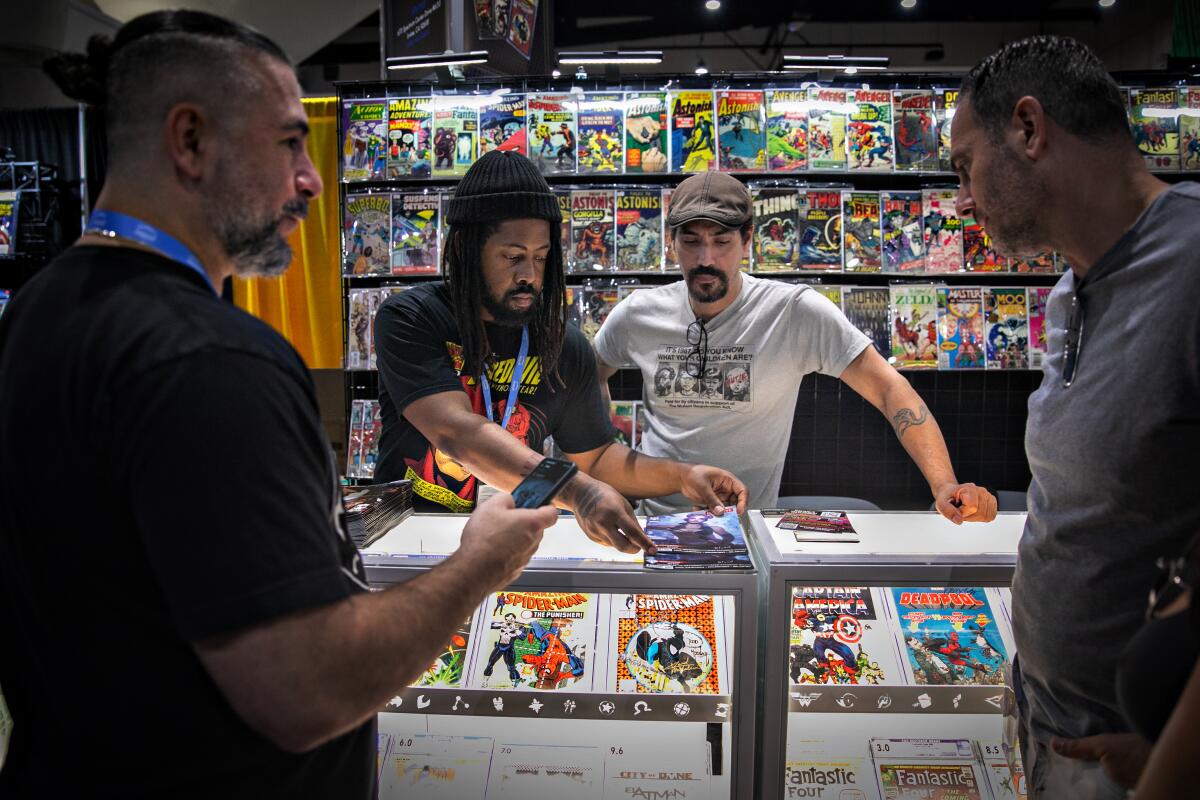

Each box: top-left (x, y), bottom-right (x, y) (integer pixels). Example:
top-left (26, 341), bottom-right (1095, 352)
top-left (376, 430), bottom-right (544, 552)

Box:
top-left (807, 87), bottom-right (847, 170)
top-left (842, 190), bottom-right (882, 272)
top-left (378, 735), bottom-right (493, 800)
top-left (922, 188), bottom-right (964, 272)
top-left (555, 188), bottom-right (572, 269)
top-left (623, 91), bottom-right (669, 173)
top-left (844, 286), bottom-right (891, 359)
top-left (890, 284), bottom-right (939, 369)
top-left (890, 587), bottom-right (1009, 686)
top-left (470, 591), bottom-right (598, 691)
top-left (936, 286), bottom-right (986, 370)
top-left (611, 594), bottom-right (727, 694)
top-left (615, 187), bottom-right (663, 271)
top-left (579, 282), bottom-right (621, 342)
top-left (881, 190), bottom-right (925, 272)
top-left (752, 186), bottom-right (799, 271)
top-left (386, 97), bottom-right (432, 178)
top-left (798, 188), bottom-right (842, 270)
top-left (847, 89), bottom-right (894, 172)
top-left (765, 89), bottom-right (808, 170)
top-left (571, 189), bottom-right (615, 272)
top-left (506, 0), bottom-right (537, 60)
top-left (716, 89), bottom-right (766, 171)
top-left (894, 89), bottom-right (938, 172)
top-left (935, 88), bottom-right (959, 173)
top-left (670, 90), bottom-right (716, 173)
top-left (431, 100), bottom-right (477, 177)
top-left (527, 93), bottom-right (577, 175)
top-left (1130, 87), bottom-right (1180, 170)
top-left (411, 618), bottom-right (473, 688)
top-left (984, 287), bottom-right (1030, 370)
top-left (478, 95), bottom-right (527, 157)
top-left (963, 217), bottom-right (1006, 272)
top-left (812, 284), bottom-right (843, 308)
top-left (390, 192), bottom-right (440, 275)
top-left (1011, 252), bottom-right (1056, 273)
top-left (0, 190), bottom-right (17, 257)
top-left (346, 288), bottom-right (372, 370)
top-left (1181, 86), bottom-right (1200, 171)
top-left (577, 93), bottom-right (624, 173)
top-left (341, 99), bottom-right (387, 182)
top-left (789, 587), bottom-right (904, 686)
top-left (343, 193), bottom-right (391, 275)
top-left (1028, 286), bottom-right (1051, 369)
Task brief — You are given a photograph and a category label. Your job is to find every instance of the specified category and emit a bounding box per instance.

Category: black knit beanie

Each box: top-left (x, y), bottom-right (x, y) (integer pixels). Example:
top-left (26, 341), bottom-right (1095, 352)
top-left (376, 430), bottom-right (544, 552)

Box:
top-left (445, 149), bottom-right (562, 225)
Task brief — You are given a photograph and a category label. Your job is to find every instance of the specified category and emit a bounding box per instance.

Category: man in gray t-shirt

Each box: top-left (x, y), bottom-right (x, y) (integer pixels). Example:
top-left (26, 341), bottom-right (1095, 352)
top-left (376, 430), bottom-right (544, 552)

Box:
top-left (594, 170), bottom-right (997, 522)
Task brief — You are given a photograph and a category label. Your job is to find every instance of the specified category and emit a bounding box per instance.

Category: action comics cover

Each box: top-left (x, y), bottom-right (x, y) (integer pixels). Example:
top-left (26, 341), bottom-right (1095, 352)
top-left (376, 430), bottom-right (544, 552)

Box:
top-left (611, 594), bottom-right (726, 694)
top-left (894, 89), bottom-right (938, 172)
top-left (1181, 86), bottom-right (1200, 171)
top-left (670, 90), bottom-right (717, 173)
top-left (881, 190), bottom-right (925, 272)
top-left (752, 186), bottom-right (799, 271)
top-left (843, 286), bottom-right (891, 359)
top-left (963, 216), bottom-right (1006, 272)
top-left (811, 284), bottom-right (843, 308)
top-left (470, 591), bottom-right (598, 691)
top-left (937, 286), bottom-right (986, 370)
top-left (527, 93), bottom-right (577, 175)
top-left (615, 187), bottom-right (663, 271)
top-left (984, 287), bottom-right (1030, 370)
top-left (766, 88), bottom-right (808, 170)
top-left (789, 586), bottom-right (904, 686)
top-left (343, 193), bottom-right (391, 275)
top-left (842, 190), bottom-right (882, 272)
top-left (1130, 87), bottom-right (1180, 170)
top-left (935, 87), bottom-right (959, 172)
top-left (807, 87), bottom-right (847, 170)
top-left (1011, 251), bottom-right (1057, 273)
top-left (798, 188), bottom-right (842, 270)
top-left (506, 0), bottom-right (537, 60)
top-left (478, 95), bottom-right (527, 157)
top-left (341, 99), bottom-right (387, 182)
top-left (890, 284), bottom-right (939, 369)
top-left (577, 92), bottom-right (624, 173)
top-left (890, 588), bottom-right (1009, 686)
top-left (386, 97), bottom-right (432, 178)
top-left (390, 192), bottom-right (440, 275)
top-left (847, 89), bottom-right (894, 172)
top-left (412, 617), bottom-right (473, 688)
top-left (623, 91), bottom-right (669, 173)
top-left (1028, 286), bottom-right (1051, 369)
top-left (716, 89), bottom-right (766, 171)
top-left (431, 99), bottom-right (477, 177)
top-left (922, 188), bottom-right (964, 273)
top-left (570, 189), bottom-right (616, 272)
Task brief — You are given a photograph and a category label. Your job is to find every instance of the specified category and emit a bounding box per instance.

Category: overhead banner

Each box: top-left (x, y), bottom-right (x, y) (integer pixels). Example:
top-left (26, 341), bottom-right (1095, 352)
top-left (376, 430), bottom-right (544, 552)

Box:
top-left (382, 0), bottom-right (451, 62)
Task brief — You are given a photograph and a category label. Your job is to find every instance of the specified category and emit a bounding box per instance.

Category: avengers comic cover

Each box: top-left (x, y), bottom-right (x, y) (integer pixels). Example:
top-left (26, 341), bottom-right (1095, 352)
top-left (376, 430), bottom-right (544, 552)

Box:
top-left (343, 193), bottom-right (391, 275)
top-left (922, 188), bottom-right (964, 273)
top-left (716, 89), bottom-right (766, 171)
top-left (431, 100), bottom-right (477, 177)
top-left (936, 286), bottom-right (985, 370)
top-left (412, 617), bottom-right (473, 688)
top-left (765, 89), bottom-right (808, 170)
top-left (752, 186), bottom-right (799, 271)
top-left (798, 188), bottom-right (842, 270)
top-left (505, 0), bottom-right (537, 60)
top-left (341, 99), bottom-right (387, 182)
top-left (963, 217), bottom-right (1005, 272)
top-left (847, 89), bottom-right (894, 172)
top-left (478, 95), bottom-right (527, 157)
top-left (555, 189), bottom-right (572, 269)
top-left (527, 93), bottom-right (577, 175)
top-left (570, 189), bottom-right (615, 272)
top-left (789, 586), bottom-right (904, 686)
top-left (843, 286), bottom-right (891, 358)
top-left (623, 91), bottom-right (669, 173)
top-left (1010, 251), bottom-right (1056, 273)
top-left (615, 187), bottom-right (663, 271)
top-left (894, 89), bottom-right (938, 172)
top-left (984, 287), bottom-right (1030, 370)
top-left (670, 90), bottom-right (716, 173)
top-left (390, 192), bottom-right (440, 275)
top-left (470, 591), bottom-right (598, 691)
top-left (935, 88), bottom-right (959, 173)
top-left (0, 190), bottom-right (17, 257)
top-left (386, 97), bottom-right (432, 178)
top-left (378, 735), bottom-right (493, 800)
top-left (881, 190), bottom-right (925, 272)
top-left (1181, 86), bottom-right (1200, 170)
top-left (807, 87), bottom-right (848, 170)
top-left (611, 594), bottom-right (726, 694)
top-left (842, 190), bottom-right (882, 272)
top-left (1130, 87), bottom-right (1180, 170)
top-left (577, 92), bottom-right (624, 173)
top-left (812, 284), bottom-right (843, 308)
top-left (890, 587), bottom-right (1009, 686)
top-left (1028, 286), bottom-right (1051, 369)
top-left (890, 284), bottom-right (939, 369)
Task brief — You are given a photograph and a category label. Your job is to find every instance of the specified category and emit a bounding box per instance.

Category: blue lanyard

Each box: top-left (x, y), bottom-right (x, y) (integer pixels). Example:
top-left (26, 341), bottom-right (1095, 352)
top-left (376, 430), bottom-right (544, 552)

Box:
top-left (481, 326), bottom-right (529, 432)
top-left (85, 210), bottom-right (216, 295)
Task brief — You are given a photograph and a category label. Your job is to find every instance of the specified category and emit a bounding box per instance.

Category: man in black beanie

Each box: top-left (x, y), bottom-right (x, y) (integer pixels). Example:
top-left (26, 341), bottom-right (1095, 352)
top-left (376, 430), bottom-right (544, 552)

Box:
top-left (374, 149), bottom-right (747, 551)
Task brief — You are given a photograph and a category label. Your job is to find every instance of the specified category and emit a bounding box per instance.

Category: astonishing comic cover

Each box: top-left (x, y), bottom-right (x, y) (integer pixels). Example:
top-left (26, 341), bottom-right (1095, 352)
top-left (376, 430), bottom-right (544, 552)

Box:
top-left (670, 90), bottom-right (716, 173)
top-left (891, 587), bottom-right (1009, 686)
top-left (843, 286), bottom-right (891, 358)
top-left (1181, 86), bottom-right (1200, 171)
top-left (412, 618), bottom-right (473, 688)
top-left (386, 97), bottom-right (432, 178)
top-left (579, 283), bottom-right (620, 342)
top-left (556, 189), bottom-right (572, 269)
top-left (937, 286), bottom-right (985, 370)
top-left (478, 95), bottom-right (527, 157)
top-left (390, 192), bottom-right (440, 275)
top-left (471, 591), bottom-right (598, 691)
top-left (716, 89), bottom-right (766, 171)
top-left (798, 188), bottom-right (842, 270)
top-left (615, 188), bottom-right (663, 271)
top-left (847, 89), bottom-right (894, 171)
top-left (935, 88), bottom-right (959, 172)
top-left (571, 189), bottom-right (615, 271)
top-left (807, 87), bottom-right (848, 170)
top-left (842, 190), bottom-right (882, 272)
top-left (341, 99), bottom-right (387, 182)
top-left (789, 587), bottom-right (904, 685)
top-left (506, 0), bottom-right (537, 60)
top-left (894, 89), bottom-right (938, 172)
top-left (812, 284), bottom-right (842, 308)
top-left (963, 217), bottom-right (1005, 272)
top-left (379, 735), bottom-right (493, 799)
top-left (577, 93), bottom-right (624, 173)
top-left (347, 288), bottom-right (372, 370)
top-left (1028, 286), bottom-right (1051, 369)
top-left (890, 284), bottom-right (939, 369)
top-left (752, 186), bottom-right (799, 271)
top-left (612, 594), bottom-right (725, 694)
top-left (343, 193), bottom-right (391, 275)
top-left (432, 101), bottom-right (477, 177)
top-left (881, 190), bottom-right (925, 272)
top-left (923, 188), bottom-right (964, 273)
top-left (1130, 87), bottom-right (1180, 170)
top-left (984, 287), bottom-right (1030, 370)
top-left (624, 91), bottom-right (669, 173)
top-left (527, 93), bottom-right (577, 175)
top-left (1011, 252), bottom-right (1056, 273)
top-left (0, 190), bottom-right (17, 257)
top-left (765, 89), bottom-right (808, 170)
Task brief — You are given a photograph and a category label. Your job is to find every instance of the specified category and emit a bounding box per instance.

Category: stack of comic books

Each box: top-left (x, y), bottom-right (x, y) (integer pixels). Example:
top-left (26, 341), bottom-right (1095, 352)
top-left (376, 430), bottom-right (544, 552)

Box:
top-left (340, 480), bottom-right (413, 547)
top-left (643, 509), bottom-right (750, 570)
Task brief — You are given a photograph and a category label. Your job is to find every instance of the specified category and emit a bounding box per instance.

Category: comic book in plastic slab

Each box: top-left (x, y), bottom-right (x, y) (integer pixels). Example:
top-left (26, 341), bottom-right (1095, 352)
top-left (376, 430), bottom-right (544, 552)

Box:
top-left (812, 284), bottom-right (843, 308)
top-left (1028, 286), bottom-right (1051, 369)
top-left (343, 193), bottom-right (391, 275)
top-left (615, 187), bottom-right (663, 271)
top-left (876, 758), bottom-right (987, 800)
top-left (610, 401), bottom-right (636, 447)
top-left (470, 591), bottom-right (598, 691)
top-left (624, 92), bottom-right (669, 174)
top-left (980, 740), bottom-right (1028, 799)
top-left (847, 89), bottom-right (895, 172)
top-left (785, 753), bottom-right (876, 800)
top-left (798, 188), bottom-right (843, 270)
top-left (789, 586), bottom-right (904, 686)
top-left (365, 288), bottom-right (388, 369)
top-left (1182, 86), bottom-right (1200, 171)
top-left (890, 284), bottom-right (939, 369)
top-left (807, 87), bottom-right (848, 170)
top-left (390, 192), bottom-right (440, 275)
top-left (716, 89), bottom-right (766, 171)
top-left (412, 617), bottom-right (473, 688)
top-left (570, 189), bottom-right (616, 272)
top-left (936, 286), bottom-right (986, 370)
top-left (765, 88), bottom-right (808, 170)
top-left (922, 188), bottom-right (963, 273)
top-left (962, 217), bottom-right (1006, 272)
top-left (662, 187), bottom-right (679, 271)
top-left (386, 97), bottom-right (432, 178)
top-left (670, 90), bottom-right (716, 173)
top-left (1130, 87), bottom-right (1180, 170)
top-left (881, 190), bottom-right (925, 272)
top-left (1010, 252), bottom-right (1056, 273)
top-left (505, 0), bottom-right (537, 60)
top-left (935, 88), bottom-right (959, 172)
top-left (361, 400), bottom-right (382, 479)
top-left (842, 190), bottom-right (882, 272)
top-left (527, 92), bottom-right (577, 175)
top-left (555, 188), bottom-right (573, 270)
top-left (752, 186), bottom-right (799, 271)
top-left (564, 285), bottom-right (582, 331)
top-left (346, 399), bottom-right (366, 477)
top-left (577, 92), bottom-right (624, 173)
top-left (0, 191), bottom-right (18, 257)
top-left (579, 282), bottom-right (621, 342)
top-left (889, 587), bottom-right (1009, 686)
top-left (346, 289), bottom-right (371, 370)
top-left (610, 594), bottom-right (726, 694)
top-left (894, 89), bottom-right (938, 172)
top-left (378, 734), bottom-right (493, 799)
top-left (485, 742), bottom-right (604, 800)
top-left (478, 95), bottom-right (527, 157)
top-left (341, 99), bottom-right (387, 182)
top-left (843, 286), bottom-right (891, 359)
top-left (984, 287), bottom-right (1030, 370)
top-left (431, 99), bottom-right (477, 177)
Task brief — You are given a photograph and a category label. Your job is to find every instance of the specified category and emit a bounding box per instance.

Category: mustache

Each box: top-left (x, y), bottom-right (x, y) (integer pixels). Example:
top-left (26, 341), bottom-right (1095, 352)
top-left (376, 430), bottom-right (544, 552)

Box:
top-left (686, 265), bottom-right (723, 280)
top-left (506, 285), bottom-right (538, 299)
top-left (282, 197), bottom-right (308, 220)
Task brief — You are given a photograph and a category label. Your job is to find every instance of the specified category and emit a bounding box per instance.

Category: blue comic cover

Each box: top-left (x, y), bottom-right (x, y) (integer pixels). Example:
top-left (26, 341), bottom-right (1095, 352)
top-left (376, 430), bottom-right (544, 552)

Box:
top-left (478, 95), bottom-right (527, 157)
top-left (937, 286), bottom-right (986, 370)
top-left (893, 89), bottom-right (937, 172)
top-left (644, 509), bottom-right (746, 553)
top-left (577, 93), bottom-right (624, 173)
top-left (615, 187), bottom-right (663, 271)
top-left (716, 89), bottom-right (765, 171)
top-left (984, 287), bottom-right (1030, 370)
top-left (891, 587), bottom-right (1008, 686)
top-left (881, 190), bottom-right (925, 272)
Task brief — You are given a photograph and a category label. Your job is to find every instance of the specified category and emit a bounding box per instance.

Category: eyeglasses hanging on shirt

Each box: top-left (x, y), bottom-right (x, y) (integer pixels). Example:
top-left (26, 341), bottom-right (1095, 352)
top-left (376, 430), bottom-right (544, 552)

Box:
top-left (684, 317), bottom-right (709, 379)
top-left (1062, 293), bottom-right (1085, 388)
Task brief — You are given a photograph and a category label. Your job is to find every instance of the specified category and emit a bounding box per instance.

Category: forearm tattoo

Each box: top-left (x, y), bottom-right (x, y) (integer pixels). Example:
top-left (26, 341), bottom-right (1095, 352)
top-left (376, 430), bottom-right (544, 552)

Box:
top-left (572, 482), bottom-right (604, 519)
top-left (891, 405), bottom-right (929, 439)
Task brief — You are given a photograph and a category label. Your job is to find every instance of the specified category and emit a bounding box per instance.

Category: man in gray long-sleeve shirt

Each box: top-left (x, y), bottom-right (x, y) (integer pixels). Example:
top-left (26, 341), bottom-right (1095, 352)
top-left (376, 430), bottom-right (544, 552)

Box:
top-left (952, 36), bottom-right (1200, 798)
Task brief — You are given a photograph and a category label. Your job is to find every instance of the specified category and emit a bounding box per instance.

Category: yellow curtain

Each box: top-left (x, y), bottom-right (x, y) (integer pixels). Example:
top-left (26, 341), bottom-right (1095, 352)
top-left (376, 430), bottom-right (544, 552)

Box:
top-left (233, 97), bottom-right (342, 369)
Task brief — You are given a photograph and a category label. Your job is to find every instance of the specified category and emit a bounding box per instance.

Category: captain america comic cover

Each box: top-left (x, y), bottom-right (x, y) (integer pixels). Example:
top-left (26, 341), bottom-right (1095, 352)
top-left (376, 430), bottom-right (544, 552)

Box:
top-left (390, 192), bottom-right (440, 275)
top-left (789, 587), bottom-right (904, 686)
top-left (527, 93), bottom-right (577, 175)
top-left (615, 187), bottom-right (663, 271)
top-left (1130, 87), bottom-right (1180, 170)
top-left (963, 216), bottom-right (1006, 272)
top-left (843, 286), bottom-right (891, 359)
top-left (765, 89), bottom-right (808, 170)
top-left (577, 93), bottom-right (624, 173)
top-left (470, 591), bottom-right (598, 691)
top-left (1028, 286), bottom-right (1051, 369)
top-left (385, 97), bottom-right (432, 178)
top-left (935, 88), bottom-right (959, 173)
top-left (570, 189), bottom-right (615, 272)
top-left (881, 190), bottom-right (925, 272)
top-left (343, 193), bottom-right (391, 275)
top-left (807, 87), bottom-right (847, 170)
top-left (798, 188), bottom-right (842, 270)
top-left (478, 95), bottom-right (527, 157)
top-left (894, 89), bottom-right (938, 172)
top-left (341, 99), bottom-right (387, 182)
top-left (847, 89), bottom-right (894, 172)
top-left (890, 587), bottom-right (1009, 686)
top-left (984, 287), bottom-right (1030, 370)
top-left (937, 286), bottom-right (986, 370)
top-left (1181, 86), bottom-right (1200, 170)
top-left (842, 190), bottom-right (882, 272)
top-left (922, 188), bottom-right (964, 273)
top-left (611, 594), bottom-right (726, 694)
top-left (670, 90), bottom-right (716, 173)
top-left (890, 283), bottom-right (939, 369)
top-left (752, 186), bottom-right (799, 271)
top-left (716, 89), bottom-right (766, 171)
top-left (623, 91), bottom-right (669, 173)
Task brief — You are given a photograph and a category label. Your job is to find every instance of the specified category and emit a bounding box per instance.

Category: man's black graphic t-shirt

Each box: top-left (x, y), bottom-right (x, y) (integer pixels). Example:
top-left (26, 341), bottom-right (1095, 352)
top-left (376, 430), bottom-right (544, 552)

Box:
top-left (374, 282), bottom-right (612, 511)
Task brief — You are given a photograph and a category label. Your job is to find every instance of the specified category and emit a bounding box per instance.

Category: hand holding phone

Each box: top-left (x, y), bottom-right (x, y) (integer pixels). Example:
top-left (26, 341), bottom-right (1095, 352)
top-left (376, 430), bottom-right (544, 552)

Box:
top-left (511, 457), bottom-right (578, 509)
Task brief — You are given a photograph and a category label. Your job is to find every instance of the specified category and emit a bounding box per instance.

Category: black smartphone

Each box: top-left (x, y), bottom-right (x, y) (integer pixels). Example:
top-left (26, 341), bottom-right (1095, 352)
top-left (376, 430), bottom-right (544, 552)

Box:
top-left (511, 458), bottom-right (578, 509)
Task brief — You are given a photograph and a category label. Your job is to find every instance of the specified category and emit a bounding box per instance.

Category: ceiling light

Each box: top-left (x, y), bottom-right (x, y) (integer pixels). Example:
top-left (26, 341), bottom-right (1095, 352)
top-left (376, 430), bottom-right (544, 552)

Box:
top-left (557, 50), bottom-right (664, 65)
top-left (844, 66), bottom-right (858, 75)
top-left (552, 69), bottom-right (561, 78)
top-left (1098, 0), bottom-right (1115, 6)
top-left (705, 0), bottom-right (721, 9)
top-left (386, 50), bottom-right (487, 70)
top-left (783, 54), bottom-right (890, 72)
top-left (900, 0), bottom-right (917, 7)
top-left (695, 59), bottom-right (709, 75)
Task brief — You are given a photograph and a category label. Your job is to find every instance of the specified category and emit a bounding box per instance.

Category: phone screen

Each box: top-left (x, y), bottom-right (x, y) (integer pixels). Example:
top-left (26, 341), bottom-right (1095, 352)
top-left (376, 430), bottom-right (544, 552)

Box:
top-left (511, 458), bottom-right (577, 509)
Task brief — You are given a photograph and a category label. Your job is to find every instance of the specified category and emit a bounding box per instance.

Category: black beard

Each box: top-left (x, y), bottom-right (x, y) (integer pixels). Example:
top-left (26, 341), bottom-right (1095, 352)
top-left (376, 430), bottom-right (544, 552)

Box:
top-left (685, 265), bottom-right (729, 304)
top-left (483, 286), bottom-right (541, 326)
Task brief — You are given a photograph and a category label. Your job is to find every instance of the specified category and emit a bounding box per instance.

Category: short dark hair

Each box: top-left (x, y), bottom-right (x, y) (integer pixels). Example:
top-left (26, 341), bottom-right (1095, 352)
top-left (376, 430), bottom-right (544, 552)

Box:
top-left (960, 35), bottom-right (1131, 146)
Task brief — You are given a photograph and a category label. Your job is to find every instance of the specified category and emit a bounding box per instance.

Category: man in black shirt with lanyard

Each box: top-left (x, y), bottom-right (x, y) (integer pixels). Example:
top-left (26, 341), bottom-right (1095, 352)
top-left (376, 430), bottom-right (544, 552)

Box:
top-left (374, 149), bottom-right (747, 552)
top-left (0, 11), bottom-right (557, 798)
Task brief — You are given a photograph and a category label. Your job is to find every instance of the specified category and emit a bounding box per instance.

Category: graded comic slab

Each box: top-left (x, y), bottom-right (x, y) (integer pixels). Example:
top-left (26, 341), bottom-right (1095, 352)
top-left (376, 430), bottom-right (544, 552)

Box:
top-left (798, 188), bottom-right (842, 271)
top-left (387, 97), bottom-right (433, 178)
top-left (881, 190), bottom-right (925, 272)
top-left (484, 742), bottom-right (604, 800)
top-left (469, 591), bottom-right (599, 692)
top-left (936, 286), bottom-right (985, 370)
top-left (889, 284), bottom-right (939, 369)
top-left (765, 88), bottom-right (808, 171)
top-left (378, 733), bottom-right (492, 799)
top-left (752, 186), bottom-right (799, 271)
top-left (888, 588), bottom-right (1009, 687)
top-left (608, 594), bottom-right (729, 695)
top-left (789, 586), bottom-right (905, 688)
